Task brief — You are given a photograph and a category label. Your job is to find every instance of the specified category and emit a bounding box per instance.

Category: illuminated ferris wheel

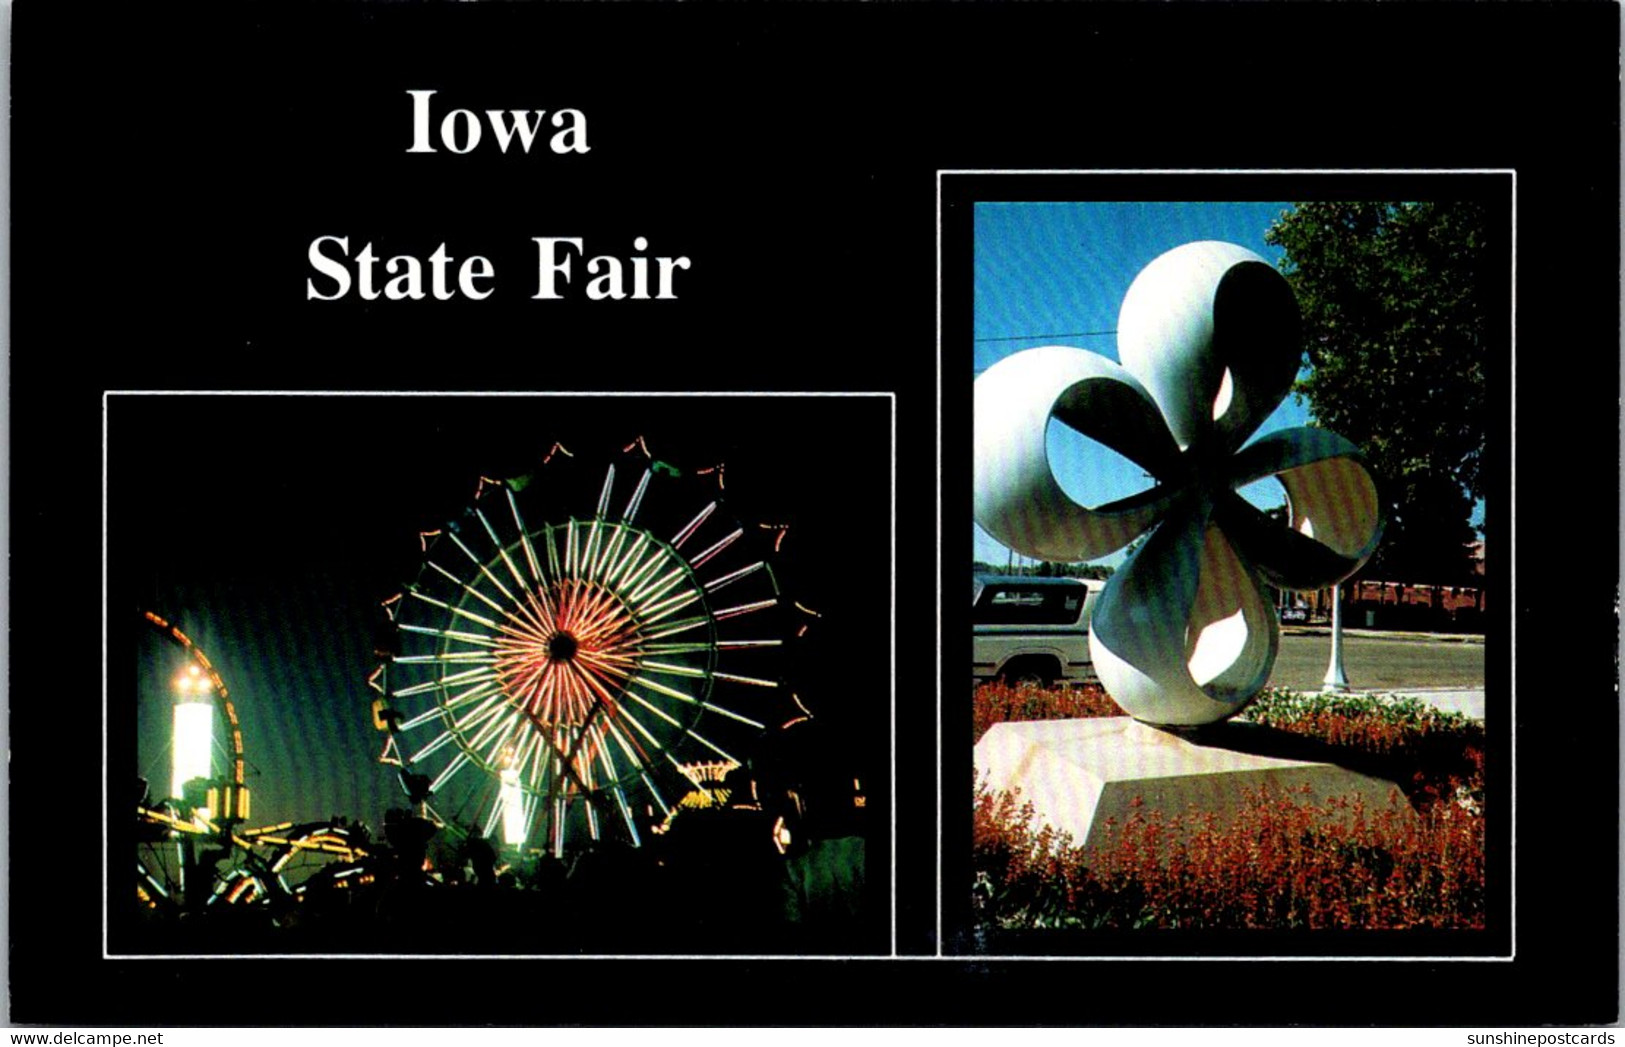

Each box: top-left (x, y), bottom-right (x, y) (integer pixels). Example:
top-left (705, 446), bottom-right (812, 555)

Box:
top-left (372, 439), bottom-right (806, 858)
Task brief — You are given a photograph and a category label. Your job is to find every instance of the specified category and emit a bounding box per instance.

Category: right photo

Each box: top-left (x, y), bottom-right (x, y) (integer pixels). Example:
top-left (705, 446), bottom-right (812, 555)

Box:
top-left (966, 194), bottom-right (1501, 954)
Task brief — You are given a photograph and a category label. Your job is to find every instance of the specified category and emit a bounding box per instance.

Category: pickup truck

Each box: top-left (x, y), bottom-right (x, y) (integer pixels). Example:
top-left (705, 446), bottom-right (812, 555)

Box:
top-left (972, 575), bottom-right (1104, 687)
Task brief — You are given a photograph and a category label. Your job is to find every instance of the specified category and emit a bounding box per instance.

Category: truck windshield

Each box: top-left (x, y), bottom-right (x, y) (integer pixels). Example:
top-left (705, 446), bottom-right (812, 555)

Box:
top-left (972, 586), bottom-right (1087, 625)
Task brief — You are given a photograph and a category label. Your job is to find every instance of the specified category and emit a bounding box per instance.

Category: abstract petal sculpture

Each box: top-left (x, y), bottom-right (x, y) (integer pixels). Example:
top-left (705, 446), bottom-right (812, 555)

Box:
top-left (975, 241), bottom-right (1382, 726)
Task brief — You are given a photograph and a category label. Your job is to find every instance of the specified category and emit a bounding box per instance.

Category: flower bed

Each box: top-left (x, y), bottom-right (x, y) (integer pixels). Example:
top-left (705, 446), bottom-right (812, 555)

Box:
top-left (972, 682), bottom-right (1486, 933)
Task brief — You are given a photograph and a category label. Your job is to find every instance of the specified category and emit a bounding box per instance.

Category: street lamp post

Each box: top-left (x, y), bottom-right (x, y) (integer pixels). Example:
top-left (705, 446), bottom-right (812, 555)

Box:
top-left (1322, 583), bottom-right (1350, 693)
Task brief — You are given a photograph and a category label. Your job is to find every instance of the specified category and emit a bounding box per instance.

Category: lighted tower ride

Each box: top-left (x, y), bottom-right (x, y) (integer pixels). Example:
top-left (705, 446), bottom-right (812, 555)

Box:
top-left (135, 611), bottom-right (368, 920)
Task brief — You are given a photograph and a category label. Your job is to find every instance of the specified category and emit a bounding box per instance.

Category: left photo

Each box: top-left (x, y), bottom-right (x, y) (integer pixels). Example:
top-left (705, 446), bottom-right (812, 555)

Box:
top-left (109, 392), bottom-right (893, 957)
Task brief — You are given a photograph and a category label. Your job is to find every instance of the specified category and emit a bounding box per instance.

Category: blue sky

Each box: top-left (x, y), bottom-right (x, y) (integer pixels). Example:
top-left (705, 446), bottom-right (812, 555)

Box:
top-left (973, 201), bottom-right (1306, 568)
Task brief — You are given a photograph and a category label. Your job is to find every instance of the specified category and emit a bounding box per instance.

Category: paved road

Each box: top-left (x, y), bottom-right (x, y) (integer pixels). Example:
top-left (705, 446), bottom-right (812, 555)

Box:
top-left (1268, 630), bottom-right (1484, 692)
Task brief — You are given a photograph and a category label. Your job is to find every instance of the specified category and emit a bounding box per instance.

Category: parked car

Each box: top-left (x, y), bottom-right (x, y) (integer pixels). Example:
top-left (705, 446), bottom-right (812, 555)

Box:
top-left (972, 575), bottom-right (1104, 687)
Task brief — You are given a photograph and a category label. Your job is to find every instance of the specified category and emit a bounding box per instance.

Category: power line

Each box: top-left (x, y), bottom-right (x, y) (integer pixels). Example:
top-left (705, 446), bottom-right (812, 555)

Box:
top-left (973, 329), bottom-right (1116, 343)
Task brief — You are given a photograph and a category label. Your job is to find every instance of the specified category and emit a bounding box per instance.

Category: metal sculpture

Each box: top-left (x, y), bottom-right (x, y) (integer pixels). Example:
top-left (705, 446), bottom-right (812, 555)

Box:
top-left (975, 241), bottom-right (1381, 726)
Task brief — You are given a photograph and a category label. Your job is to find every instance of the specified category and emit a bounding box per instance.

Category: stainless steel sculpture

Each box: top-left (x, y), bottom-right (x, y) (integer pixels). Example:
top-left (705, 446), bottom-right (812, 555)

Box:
top-left (975, 241), bottom-right (1381, 726)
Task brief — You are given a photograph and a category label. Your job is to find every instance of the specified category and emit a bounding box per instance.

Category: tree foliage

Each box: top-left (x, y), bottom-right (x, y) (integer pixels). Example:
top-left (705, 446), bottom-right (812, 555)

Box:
top-left (971, 560), bottom-right (1114, 580)
top-left (1266, 202), bottom-right (1492, 585)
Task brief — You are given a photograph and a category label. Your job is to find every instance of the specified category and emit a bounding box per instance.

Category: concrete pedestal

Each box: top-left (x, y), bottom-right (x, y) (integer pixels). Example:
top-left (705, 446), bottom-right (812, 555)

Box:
top-left (975, 717), bottom-right (1411, 859)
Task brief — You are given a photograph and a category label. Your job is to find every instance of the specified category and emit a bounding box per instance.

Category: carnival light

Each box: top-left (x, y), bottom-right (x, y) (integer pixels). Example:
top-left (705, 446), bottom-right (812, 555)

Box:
top-left (171, 693), bottom-right (214, 807)
top-left (500, 765), bottom-right (526, 846)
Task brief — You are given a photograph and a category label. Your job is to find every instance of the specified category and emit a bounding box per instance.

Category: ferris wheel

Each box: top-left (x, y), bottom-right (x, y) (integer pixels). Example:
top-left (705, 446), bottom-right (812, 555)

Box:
top-left (372, 439), bottom-right (808, 859)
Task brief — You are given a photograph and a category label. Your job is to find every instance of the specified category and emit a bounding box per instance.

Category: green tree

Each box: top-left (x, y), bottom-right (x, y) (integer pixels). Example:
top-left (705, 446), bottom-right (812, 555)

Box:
top-left (1266, 201), bottom-right (1492, 585)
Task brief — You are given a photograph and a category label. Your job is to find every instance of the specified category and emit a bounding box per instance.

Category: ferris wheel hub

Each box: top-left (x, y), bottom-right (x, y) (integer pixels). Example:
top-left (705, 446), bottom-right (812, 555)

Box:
top-left (548, 631), bottom-right (579, 662)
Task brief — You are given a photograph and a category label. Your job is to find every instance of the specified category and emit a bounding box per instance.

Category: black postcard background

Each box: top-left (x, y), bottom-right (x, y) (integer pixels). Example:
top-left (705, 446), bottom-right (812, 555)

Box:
top-left (12, 1), bottom-right (1619, 1026)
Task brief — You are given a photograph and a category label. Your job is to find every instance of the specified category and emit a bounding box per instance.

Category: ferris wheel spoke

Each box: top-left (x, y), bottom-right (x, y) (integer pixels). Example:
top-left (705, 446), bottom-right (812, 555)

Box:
top-left (612, 787), bottom-right (641, 847)
top-left (572, 658), bottom-right (633, 695)
top-left (703, 560), bottom-right (766, 593)
top-left (496, 613), bottom-right (553, 655)
top-left (429, 751), bottom-right (482, 796)
top-left (573, 649), bottom-right (636, 679)
top-left (408, 697), bottom-right (504, 763)
top-left (689, 527), bottom-right (743, 570)
top-left (713, 670), bottom-right (780, 688)
top-left (638, 588), bottom-right (704, 626)
top-left (394, 677), bottom-right (454, 699)
top-left (523, 589), bottom-right (560, 637)
top-left (613, 543), bottom-right (667, 601)
top-left (538, 663), bottom-right (570, 722)
top-left (595, 463), bottom-right (616, 519)
top-left (407, 726), bottom-right (463, 765)
top-left (427, 560), bottom-right (511, 619)
top-left (640, 769), bottom-right (672, 818)
top-left (550, 796), bottom-right (567, 857)
top-left (394, 651), bottom-right (497, 665)
top-left (409, 590), bottom-right (502, 631)
top-left (394, 666), bottom-right (498, 699)
top-left (497, 647), bottom-right (552, 703)
top-left (622, 467), bottom-right (652, 523)
top-left (565, 520), bottom-right (581, 580)
top-left (511, 726), bottom-right (546, 783)
top-left (639, 661), bottom-right (777, 693)
top-left (603, 716), bottom-right (652, 770)
top-left (590, 525), bottom-right (629, 589)
top-left (582, 518), bottom-right (606, 584)
top-left (478, 716), bottom-right (522, 769)
top-left (626, 558), bottom-right (692, 608)
top-left (714, 597), bottom-right (779, 621)
top-left (507, 488), bottom-right (546, 586)
top-left (625, 687), bottom-right (685, 731)
top-left (639, 660), bottom-right (713, 682)
top-left (448, 690), bottom-right (512, 734)
top-left (525, 735), bottom-right (549, 793)
top-left (629, 674), bottom-right (766, 729)
top-left (642, 641), bottom-right (723, 656)
top-left (396, 703), bottom-right (452, 734)
top-left (642, 615), bottom-right (710, 641)
top-left (465, 709), bottom-right (519, 766)
top-left (558, 583), bottom-right (609, 635)
top-left (542, 525), bottom-right (564, 592)
top-left (476, 508), bottom-right (533, 596)
top-left (397, 681), bottom-right (501, 732)
top-left (553, 578), bottom-right (578, 634)
top-left (670, 501), bottom-right (718, 551)
top-left (602, 531), bottom-right (653, 591)
top-left (685, 726), bottom-right (742, 765)
top-left (567, 660), bottom-right (626, 721)
top-left (481, 792), bottom-right (506, 840)
top-left (556, 664), bottom-right (593, 725)
top-left (398, 623), bottom-right (500, 648)
top-left (582, 578), bottom-right (634, 625)
top-left (587, 721), bottom-right (620, 783)
top-left (614, 701), bottom-right (673, 751)
top-left (446, 530), bottom-right (523, 609)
